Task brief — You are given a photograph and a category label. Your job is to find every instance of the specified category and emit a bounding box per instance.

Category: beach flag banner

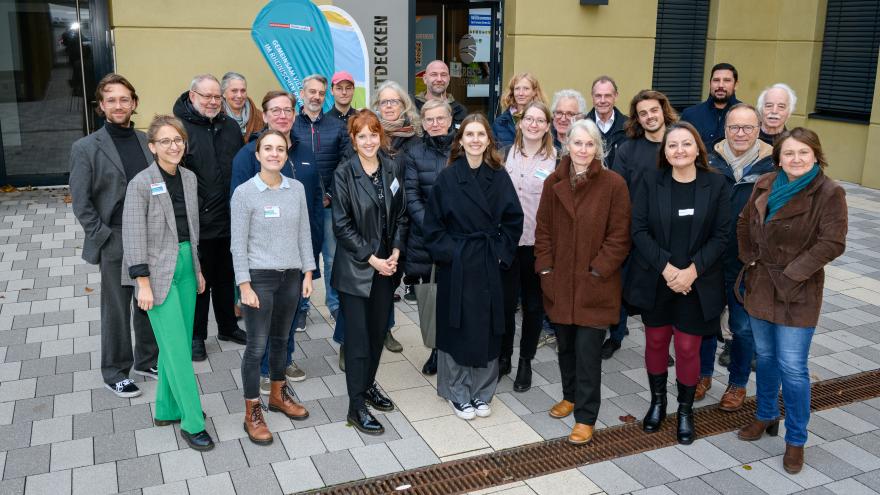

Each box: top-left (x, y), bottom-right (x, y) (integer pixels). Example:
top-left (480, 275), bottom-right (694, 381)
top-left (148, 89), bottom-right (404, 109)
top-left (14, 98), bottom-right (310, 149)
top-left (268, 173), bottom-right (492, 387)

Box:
top-left (319, 5), bottom-right (370, 109)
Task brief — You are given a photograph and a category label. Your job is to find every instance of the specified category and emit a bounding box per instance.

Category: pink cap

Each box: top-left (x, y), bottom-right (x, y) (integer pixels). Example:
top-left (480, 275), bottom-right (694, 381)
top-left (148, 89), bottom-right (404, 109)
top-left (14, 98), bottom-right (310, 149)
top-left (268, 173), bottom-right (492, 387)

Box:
top-left (332, 71), bottom-right (355, 85)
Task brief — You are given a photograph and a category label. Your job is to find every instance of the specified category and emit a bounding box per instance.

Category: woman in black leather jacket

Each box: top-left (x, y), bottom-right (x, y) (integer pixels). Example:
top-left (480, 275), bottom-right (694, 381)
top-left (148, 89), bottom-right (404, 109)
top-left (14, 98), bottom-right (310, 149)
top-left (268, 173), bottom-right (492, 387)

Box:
top-left (403, 99), bottom-right (455, 375)
top-left (332, 110), bottom-right (409, 436)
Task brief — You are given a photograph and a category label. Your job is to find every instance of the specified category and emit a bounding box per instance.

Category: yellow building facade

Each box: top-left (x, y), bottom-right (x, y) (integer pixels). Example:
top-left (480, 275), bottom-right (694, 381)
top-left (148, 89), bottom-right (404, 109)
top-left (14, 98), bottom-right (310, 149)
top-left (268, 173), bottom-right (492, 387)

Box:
top-left (111, 0), bottom-right (879, 186)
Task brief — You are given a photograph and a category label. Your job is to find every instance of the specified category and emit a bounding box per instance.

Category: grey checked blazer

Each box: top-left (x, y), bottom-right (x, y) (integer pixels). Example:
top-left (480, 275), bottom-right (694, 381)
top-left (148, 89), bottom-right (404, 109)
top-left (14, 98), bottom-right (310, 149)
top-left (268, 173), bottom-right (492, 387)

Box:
top-left (69, 126), bottom-right (153, 264)
top-left (122, 163), bottom-right (202, 306)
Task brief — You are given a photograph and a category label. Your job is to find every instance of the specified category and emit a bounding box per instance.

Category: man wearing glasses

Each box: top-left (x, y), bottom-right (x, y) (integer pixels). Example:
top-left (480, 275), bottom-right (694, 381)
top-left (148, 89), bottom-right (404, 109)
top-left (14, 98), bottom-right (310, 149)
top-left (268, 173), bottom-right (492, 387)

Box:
top-left (69, 73), bottom-right (158, 397)
top-left (585, 76), bottom-right (628, 169)
top-left (549, 89), bottom-right (586, 152)
top-left (173, 74), bottom-right (247, 361)
top-left (696, 103), bottom-right (774, 410)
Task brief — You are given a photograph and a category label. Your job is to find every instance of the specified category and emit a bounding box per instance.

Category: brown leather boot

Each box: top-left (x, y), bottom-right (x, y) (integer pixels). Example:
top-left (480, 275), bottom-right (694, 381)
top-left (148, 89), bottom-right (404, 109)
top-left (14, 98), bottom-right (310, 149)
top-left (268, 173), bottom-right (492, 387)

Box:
top-left (268, 381), bottom-right (309, 420)
top-left (783, 443), bottom-right (804, 474)
top-left (694, 376), bottom-right (712, 402)
top-left (568, 423), bottom-right (594, 445)
top-left (719, 384), bottom-right (747, 412)
top-left (243, 399), bottom-right (273, 445)
top-left (737, 418), bottom-right (779, 441)
top-left (549, 400), bottom-right (574, 418)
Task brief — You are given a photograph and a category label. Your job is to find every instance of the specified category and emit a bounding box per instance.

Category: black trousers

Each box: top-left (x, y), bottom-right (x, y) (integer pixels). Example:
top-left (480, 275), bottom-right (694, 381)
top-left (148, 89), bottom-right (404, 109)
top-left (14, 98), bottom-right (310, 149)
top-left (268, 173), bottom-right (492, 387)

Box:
top-left (194, 236), bottom-right (239, 340)
top-left (340, 274), bottom-right (394, 412)
top-left (501, 246), bottom-right (544, 361)
top-left (556, 324), bottom-right (606, 425)
top-left (240, 269), bottom-right (302, 399)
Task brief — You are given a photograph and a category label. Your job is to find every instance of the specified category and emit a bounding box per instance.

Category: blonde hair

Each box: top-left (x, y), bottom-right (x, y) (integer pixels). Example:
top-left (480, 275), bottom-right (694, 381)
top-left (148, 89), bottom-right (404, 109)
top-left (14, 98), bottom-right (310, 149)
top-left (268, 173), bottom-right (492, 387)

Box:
top-left (500, 72), bottom-right (548, 112)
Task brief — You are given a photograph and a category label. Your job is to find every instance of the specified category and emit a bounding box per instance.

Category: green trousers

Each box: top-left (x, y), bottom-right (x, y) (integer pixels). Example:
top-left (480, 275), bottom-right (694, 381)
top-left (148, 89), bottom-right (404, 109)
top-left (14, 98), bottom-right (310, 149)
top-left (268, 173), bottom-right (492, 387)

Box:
top-left (147, 242), bottom-right (205, 434)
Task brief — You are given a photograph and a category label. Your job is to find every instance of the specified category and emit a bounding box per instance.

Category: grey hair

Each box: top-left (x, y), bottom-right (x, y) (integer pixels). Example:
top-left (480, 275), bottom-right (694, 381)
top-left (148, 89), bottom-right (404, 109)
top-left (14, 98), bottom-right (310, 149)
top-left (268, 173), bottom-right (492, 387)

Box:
top-left (757, 83), bottom-right (797, 116)
top-left (220, 72), bottom-right (247, 93)
top-left (189, 74), bottom-right (220, 91)
top-left (372, 80), bottom-right (421, 127)
top-left (551, 89), bottom-right (587, 115)
top-left (301, 74), bottom-right (328, 90)
top-left (567, 118), bottom-right (607, 168)
top-left (726, 102), bottom-right (762, 125)
top-left (419, 99), bottom-right (452, 118)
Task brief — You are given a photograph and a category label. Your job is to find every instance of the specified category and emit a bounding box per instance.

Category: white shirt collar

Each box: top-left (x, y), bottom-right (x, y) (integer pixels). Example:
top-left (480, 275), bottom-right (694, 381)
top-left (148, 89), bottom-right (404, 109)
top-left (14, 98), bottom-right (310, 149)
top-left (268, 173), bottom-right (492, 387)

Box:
top-left (252, 173), bottom-right (290, 192)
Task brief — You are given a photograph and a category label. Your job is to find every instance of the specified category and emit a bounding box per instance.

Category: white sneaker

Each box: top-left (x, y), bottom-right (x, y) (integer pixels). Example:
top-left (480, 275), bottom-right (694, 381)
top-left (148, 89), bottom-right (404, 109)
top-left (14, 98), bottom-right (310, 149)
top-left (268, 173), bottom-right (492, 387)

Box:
top-left (259, 376), bottom-right (271, 396)
top-left (450, 400), bottom-right (476, 420)
top-left (471, 398), bottom-right (491, 417)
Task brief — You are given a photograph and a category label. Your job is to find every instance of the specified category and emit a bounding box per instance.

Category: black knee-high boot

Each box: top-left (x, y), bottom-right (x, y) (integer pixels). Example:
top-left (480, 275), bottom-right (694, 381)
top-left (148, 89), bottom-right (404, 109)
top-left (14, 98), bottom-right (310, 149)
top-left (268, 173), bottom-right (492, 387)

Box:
top-left (676, 380), bottom-right (696, 445)
top-left (643, 373), bottom-right (668, 433)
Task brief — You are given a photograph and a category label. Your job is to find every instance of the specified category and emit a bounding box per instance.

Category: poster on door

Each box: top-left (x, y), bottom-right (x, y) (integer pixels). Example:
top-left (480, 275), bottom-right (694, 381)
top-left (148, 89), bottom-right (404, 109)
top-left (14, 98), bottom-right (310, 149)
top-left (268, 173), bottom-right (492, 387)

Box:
top-left (466, 8), bottom-right (491, 98)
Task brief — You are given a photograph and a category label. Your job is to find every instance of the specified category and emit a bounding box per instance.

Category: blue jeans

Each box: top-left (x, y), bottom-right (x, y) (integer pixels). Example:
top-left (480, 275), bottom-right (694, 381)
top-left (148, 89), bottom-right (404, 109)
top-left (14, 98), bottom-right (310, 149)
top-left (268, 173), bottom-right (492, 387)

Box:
top-left (750, 316), bottom-right (815, 447)
top-left (322, 208), bottom-right (339, 314)
top-left (725, 284), bottom-right (754, 387)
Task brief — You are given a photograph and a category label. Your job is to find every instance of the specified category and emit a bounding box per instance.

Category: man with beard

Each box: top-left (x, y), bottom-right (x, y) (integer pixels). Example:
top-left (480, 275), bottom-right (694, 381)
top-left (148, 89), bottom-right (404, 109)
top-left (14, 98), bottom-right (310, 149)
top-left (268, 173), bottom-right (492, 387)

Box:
top-left (328, 71), bottom-right (357, 124)
top-left (173, 74), bottom-right (246, 361)
top-left (757, 83), bottom-right (796, 145)
top-left (604, 90), bottom-right (679, 360)
top-left (681, 63), bottom-right (741, 147)
top-left (69, 73), bottom-right (158, 397)
top-left (293, 74), bottom-right (352, 331)
top-left (586, 76), bottom-right (628, 169)
top-left (414, 60), bottom-right (468, 129)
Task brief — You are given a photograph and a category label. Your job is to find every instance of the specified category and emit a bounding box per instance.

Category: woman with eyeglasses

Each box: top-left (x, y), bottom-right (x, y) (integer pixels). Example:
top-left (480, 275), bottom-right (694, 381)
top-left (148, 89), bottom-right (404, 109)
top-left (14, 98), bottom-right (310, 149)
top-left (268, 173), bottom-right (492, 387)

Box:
top-left (492, 72), bottom-right (548, 148)
top-left (499, 101), bottom-right (558, 391)
top-left (122, 115), bottom-right (214, 451)
top-left (232, 129), bottom-right (315, 445)
top-left (402, 99), bottom-right (456, 375)
top-left (229, 91), bottom-right (324, 394)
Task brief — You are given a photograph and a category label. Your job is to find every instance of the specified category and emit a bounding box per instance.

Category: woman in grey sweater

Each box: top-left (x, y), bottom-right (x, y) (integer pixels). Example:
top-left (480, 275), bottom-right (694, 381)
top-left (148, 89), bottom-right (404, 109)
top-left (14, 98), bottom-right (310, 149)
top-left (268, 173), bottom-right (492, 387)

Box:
top-left (230, 130), bottom-right (316, 445)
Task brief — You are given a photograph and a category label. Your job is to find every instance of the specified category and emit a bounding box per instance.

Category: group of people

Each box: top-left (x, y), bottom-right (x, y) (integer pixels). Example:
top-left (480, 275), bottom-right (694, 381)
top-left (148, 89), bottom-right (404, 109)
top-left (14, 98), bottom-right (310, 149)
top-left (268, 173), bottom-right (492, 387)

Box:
top-left (69, 60), bottom-right (846, 476)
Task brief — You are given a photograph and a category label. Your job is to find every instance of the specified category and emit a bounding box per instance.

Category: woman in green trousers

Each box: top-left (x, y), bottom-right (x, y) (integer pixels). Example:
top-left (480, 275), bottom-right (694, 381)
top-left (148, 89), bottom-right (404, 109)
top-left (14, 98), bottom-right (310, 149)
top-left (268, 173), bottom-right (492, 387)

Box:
top-left (122, 114), bottom-right (215, 451)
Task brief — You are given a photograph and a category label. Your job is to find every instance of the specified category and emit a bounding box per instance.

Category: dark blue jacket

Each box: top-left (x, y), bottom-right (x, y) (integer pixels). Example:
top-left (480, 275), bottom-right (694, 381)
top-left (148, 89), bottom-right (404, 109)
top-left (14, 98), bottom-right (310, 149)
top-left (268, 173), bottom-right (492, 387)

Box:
top-left (291, 110), bottom-right (352, 202)
top-left (680, 95), bottom-right (742, 148)
top-left (230, 137), bottom-right (324, 279)
top-left (709, 147), bottom-right (775, 282)
top-left (492, 109), bottom-right (517, 148)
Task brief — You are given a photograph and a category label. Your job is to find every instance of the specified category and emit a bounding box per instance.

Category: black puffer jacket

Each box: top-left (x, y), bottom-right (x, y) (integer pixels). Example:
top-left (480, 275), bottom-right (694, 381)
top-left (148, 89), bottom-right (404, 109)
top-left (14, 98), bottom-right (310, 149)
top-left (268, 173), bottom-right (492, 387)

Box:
top-left (403, 131), bottom-right (454, 277)
top-left (173, 92), bottom-right (243, 240)
top-left (291, 110), bottom-right (352, 201)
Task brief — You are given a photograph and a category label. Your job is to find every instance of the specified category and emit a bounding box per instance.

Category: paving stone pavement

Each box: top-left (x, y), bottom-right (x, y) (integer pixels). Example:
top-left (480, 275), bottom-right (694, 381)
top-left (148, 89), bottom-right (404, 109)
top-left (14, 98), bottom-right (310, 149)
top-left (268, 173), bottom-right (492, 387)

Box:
top-left (2, 183), bottom-right (880, 494)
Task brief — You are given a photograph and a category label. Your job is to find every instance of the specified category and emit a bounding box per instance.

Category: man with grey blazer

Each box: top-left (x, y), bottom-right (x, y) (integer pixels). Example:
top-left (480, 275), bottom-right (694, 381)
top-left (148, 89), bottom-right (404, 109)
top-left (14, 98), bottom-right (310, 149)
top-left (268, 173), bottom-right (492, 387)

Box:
top-left (69, 74), bottom-right (158, 398)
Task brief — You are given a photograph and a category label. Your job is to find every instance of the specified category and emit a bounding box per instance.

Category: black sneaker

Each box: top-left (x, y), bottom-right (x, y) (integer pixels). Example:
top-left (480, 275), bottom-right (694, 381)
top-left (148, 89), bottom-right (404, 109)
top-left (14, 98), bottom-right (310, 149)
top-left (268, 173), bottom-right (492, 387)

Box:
top-left (106, 379), bottom-right (142, 398)
top-left (403, 284), bottom-right (417, 302)
top-left (294, 310), bottom-right (309, 333)
top-left (192, 339), bottom-right (207, 361)
top-left (133, 367), bottom-right (159, 380)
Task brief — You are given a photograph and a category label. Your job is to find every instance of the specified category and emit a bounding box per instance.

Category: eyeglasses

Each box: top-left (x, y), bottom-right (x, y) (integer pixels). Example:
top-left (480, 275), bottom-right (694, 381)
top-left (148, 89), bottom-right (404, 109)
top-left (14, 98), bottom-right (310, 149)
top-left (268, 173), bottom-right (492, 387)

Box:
top-left (553, 111), bottom-right (582, 121)
top-left (154, 137), bottom-right (185, 149)
top-left (423, 116), bottom-right (449, 125)
top-left (192, 90), bottom-right (222, 102)
top-left (727, 125), bottom-right (757, 134)
top-left (379, 99), bottom-right (402, 107)
top-left (103, 97), bottom-right (133, 108)
top-left (522, 116), bottom-right (548, 126)
top-left (267, 107), bottom-right (295, 117)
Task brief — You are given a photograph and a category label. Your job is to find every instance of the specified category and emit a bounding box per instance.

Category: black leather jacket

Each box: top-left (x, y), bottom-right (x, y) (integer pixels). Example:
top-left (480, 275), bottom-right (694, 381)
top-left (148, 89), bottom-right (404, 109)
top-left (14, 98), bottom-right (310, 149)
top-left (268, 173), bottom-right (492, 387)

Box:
top-left (331, 152), bottom-right (409, 298)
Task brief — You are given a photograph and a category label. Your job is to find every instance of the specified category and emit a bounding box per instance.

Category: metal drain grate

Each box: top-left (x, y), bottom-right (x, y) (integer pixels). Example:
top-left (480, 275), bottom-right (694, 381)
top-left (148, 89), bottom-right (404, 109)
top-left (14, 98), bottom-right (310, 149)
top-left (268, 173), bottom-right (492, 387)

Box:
top-left (302, 369), bottom-right (880, 495)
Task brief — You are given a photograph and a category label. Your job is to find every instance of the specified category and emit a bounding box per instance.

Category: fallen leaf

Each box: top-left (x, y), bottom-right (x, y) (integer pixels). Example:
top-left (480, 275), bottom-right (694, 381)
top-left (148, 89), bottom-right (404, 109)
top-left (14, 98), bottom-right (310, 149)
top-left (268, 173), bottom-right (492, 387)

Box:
top-left (84, 287), bottom-right (94, 293)
top-left (63, 194), bottom-right (72, 204)
top-left (0, 185), bottom-right (17, 193)
top-left (619, 414), bottom-right (637, 423)
top-left (743, 465), bottom-right (752, 470)
top-left (811, 374), bottom-right (820, 381)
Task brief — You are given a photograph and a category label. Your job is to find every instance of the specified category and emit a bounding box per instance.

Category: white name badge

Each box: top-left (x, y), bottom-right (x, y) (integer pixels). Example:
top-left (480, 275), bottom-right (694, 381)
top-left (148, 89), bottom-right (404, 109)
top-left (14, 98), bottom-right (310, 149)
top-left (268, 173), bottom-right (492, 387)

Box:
top-left (149, 182), bottom-right (167, 196)
top-left (678, 208), bottom-right (695, 217)
top-left (390, 177), bottom-right (400, 196)
top-left (534, 168), bottom-right (551, 181)
top-left (264, 205), bottom-right (280, 218)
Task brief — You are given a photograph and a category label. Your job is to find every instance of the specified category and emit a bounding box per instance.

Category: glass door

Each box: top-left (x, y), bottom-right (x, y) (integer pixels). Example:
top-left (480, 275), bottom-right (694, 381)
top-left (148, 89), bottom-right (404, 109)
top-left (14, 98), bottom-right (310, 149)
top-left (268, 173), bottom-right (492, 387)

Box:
top-left (0, 0), bottom-right (102, 186)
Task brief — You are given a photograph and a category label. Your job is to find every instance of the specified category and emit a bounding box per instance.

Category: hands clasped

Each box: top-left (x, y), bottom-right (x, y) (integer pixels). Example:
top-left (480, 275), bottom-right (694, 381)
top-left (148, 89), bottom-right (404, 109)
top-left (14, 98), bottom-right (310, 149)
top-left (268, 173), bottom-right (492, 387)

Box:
top-left (662, 263), bottom-right (698, 295)
top-left (369, 248), bottom-right (400, 277)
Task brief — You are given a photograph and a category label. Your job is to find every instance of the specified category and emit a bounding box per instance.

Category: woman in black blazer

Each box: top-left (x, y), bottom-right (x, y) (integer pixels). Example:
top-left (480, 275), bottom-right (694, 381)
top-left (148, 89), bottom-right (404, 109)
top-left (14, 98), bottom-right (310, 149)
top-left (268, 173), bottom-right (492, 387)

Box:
top-left (332, 109), bottom-right (409, 435)
top-left (625, 122), bottom-right (731, 445)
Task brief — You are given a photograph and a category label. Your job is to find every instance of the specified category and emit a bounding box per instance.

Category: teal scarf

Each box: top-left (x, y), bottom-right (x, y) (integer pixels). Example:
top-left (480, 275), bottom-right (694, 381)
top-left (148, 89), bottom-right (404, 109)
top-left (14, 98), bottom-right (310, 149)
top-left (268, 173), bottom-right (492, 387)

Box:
top-left (765, 164), bottom-right (820, 222)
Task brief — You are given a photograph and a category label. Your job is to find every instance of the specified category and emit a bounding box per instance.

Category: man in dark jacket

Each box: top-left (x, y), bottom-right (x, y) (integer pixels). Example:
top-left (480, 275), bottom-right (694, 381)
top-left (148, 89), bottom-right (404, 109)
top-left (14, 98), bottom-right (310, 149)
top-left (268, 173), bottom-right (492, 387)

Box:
top-left (697, 103), bottom-right (775, 410)
top-left (69, 73), bottom-right (158, 398)
top-left (681, 63), bottom-right (741, 148)
top-left (414, 60), bottom-right (468, 129)
top-left (292, 74), bottom-right (352, 326)
top-left (328, 71), bottom-right (357, 124)
top-left (173, 74), bottom-right (245, 360)
top-left (586, 76), bottom-right (628, 168)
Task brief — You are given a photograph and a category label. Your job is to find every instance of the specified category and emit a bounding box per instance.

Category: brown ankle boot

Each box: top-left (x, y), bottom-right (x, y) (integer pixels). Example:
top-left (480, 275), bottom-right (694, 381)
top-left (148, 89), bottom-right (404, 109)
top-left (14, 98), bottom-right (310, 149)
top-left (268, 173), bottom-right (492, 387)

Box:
top-left (783, 443), bottom-right (804, 474)
top-left (243, 399), bottom-right (273, 445)
top-left (268, 381), bottom-right (309, 420)
top-left (737, 418), bottom-right (779, 441)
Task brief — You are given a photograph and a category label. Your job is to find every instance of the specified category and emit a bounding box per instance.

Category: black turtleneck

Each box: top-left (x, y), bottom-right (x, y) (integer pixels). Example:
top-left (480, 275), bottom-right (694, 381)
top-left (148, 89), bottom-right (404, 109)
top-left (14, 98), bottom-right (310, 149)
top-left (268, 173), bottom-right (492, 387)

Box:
top-left (106, 122), bottom-right (149, 226)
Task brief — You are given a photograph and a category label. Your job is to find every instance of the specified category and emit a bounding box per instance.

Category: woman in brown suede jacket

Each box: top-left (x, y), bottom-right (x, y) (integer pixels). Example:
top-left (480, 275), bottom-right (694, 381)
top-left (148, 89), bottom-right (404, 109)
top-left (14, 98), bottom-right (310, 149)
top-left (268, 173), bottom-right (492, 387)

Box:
top-left (534, 119), bottom-right (631, 445)
top-left (735, 127), bottom-right (847, 475)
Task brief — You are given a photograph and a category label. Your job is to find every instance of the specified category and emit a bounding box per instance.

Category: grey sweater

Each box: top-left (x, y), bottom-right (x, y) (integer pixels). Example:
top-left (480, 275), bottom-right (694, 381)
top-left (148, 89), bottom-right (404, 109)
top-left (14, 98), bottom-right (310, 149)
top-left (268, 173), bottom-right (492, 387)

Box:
top-left (230, 174), bottom-right (317, 284)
